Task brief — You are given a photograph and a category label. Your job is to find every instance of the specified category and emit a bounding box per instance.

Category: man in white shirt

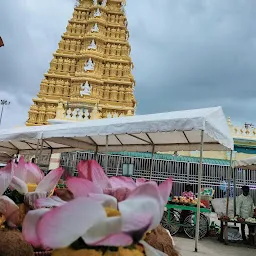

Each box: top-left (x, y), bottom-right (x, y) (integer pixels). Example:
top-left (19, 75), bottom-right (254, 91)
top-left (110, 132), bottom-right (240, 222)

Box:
top-left (236, 186), bottom-right (255, 241)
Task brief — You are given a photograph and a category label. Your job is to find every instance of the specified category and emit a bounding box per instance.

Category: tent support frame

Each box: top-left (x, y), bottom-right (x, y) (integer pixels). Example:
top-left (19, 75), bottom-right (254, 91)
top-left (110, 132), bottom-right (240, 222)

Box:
top-left (195, 130), bottom-right (204, 252)
top-left (233, 167), bottom-right (237, 216)
top-left (94, 145), bottom-right (99, 161)
top-left (37, 138), bottom-right (44, 166)
top-left (35, 139), bottom-right (40, 162)
top-left (224, 150), bottom-right (233, 242)
top-left (149, 145), bottom-right (155, 180)
top-left (104, 135), bottom-right (109, 174)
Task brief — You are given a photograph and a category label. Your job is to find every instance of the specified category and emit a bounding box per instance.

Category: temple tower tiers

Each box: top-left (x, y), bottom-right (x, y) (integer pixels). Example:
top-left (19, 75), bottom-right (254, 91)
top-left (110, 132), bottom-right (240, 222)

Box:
top-left (26, 0), bottom-right (136, 126)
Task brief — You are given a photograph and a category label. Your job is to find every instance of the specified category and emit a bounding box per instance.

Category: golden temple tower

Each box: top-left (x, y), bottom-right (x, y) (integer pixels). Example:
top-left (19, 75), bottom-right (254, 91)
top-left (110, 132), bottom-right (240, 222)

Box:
top-left (26, 0), bottom-right (136, 126)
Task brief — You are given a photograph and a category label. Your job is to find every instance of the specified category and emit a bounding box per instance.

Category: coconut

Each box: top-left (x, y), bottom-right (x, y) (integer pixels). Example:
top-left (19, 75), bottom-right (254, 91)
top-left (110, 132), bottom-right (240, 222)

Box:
top-left (145, 225), bottom-right (179, 256)
top-left (0, 229), bottom-right (34, 256)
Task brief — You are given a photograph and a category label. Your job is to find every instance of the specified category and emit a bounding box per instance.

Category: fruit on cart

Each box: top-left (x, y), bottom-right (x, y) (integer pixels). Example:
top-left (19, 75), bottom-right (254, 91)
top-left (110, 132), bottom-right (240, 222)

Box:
top-left (191, 200), bottom-right (197, 206)
top-left (245, 217), bottom-right (256, 223)
top-left (171, 196), bottom-right (179, 204)
top-left (237, 217), bottom-right (245, 222)
top-left (170, 196), bottom-right (202, 207)
top-left (220, 215), bottom-right (230, 221)
top-left (200, 202), bottom-right (206, 208)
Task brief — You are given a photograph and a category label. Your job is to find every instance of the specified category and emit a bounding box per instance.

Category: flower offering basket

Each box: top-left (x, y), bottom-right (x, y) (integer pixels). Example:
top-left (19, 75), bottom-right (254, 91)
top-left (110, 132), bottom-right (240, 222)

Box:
top-left (34, 251), bottom-right (52, 256)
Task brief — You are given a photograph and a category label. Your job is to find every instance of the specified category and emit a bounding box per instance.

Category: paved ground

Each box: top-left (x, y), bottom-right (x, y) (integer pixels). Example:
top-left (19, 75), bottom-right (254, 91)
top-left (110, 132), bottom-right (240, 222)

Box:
top-left (174, 237), bottom-right (255, 256)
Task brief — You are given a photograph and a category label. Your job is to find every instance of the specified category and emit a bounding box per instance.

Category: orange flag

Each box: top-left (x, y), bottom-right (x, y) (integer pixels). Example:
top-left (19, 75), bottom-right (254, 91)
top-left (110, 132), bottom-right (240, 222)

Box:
top-left (0, 37), bottom-right (4, 47)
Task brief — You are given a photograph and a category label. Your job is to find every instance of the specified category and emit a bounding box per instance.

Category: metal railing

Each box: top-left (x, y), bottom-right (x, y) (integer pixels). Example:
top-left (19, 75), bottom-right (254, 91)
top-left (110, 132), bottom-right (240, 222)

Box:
top-left (60, 151), bottom-right (256, 204)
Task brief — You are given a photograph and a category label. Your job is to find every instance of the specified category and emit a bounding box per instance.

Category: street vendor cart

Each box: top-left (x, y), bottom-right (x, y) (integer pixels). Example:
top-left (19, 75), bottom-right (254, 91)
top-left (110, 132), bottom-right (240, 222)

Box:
top-left (162, 198), bottom-right (211, 239)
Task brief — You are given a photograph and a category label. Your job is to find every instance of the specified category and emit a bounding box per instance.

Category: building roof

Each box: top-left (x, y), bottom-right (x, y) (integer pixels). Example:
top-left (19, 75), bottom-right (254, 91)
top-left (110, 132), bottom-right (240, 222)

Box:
top-left (109, 151), bottom-right (230, 166)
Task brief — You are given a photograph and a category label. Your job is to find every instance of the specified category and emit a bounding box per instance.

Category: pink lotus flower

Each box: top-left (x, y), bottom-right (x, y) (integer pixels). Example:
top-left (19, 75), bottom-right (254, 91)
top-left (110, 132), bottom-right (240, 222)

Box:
top-left (0, 162), bottom-right (19, 226)
top-left (23, 182), bottom-right (172, 256)
top-left (10, 156), bottom-right (64, 208)
top-left (35, 160), bottom-right (172, 211)
top-left (73, 160), bottom-right (172, 203)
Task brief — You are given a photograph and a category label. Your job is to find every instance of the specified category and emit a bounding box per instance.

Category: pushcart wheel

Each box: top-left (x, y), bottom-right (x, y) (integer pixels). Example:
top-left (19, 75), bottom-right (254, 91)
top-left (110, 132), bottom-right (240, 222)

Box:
top-left (161, 210), bottom-right (180, 236)
top-left (183, 213), bottom-right (209, 239)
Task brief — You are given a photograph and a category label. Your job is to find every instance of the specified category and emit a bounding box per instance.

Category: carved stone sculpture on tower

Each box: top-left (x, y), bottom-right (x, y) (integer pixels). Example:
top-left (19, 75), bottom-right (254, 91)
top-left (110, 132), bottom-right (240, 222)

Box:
top-left (91, 23), bottom-right (99, 33)
top-left (55, 101), bottom-right (65, 119)
top-left (84, 58), bottom-right (94, 72)
top-left (88, 39), bottom-right (97, 50)
top-left (94, 8), bottom-right (101, 18)
top-left (102, 0), bottom-right (107, 7)
top-left (80, 81), bottom-right (92, 97)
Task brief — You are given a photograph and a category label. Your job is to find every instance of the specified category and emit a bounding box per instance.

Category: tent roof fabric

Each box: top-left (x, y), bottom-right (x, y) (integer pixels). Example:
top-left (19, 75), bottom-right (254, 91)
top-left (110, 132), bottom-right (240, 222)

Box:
top-left (0, 107), bottom-right (233, 159)
top-left (233, 156), bottom-right (256, 170)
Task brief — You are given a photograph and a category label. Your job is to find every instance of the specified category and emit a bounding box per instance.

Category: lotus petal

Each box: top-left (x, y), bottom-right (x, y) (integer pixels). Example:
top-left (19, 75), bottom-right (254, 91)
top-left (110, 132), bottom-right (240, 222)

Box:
top-left (136, 178), bottom-right (147, 185)
top-left (36, 167), bottom-right (64, 193)
top-left (158, 177), bottom-right (173, 206)
top-left (66, 177), bottom-right (102, 198)
top-left (119, 183), bottom-right (162, 230)
top-left (25, 192), bottom-right (47, 209)
top-left (37, 197), bottom-right (107, 249)
top-left (13, 156), bottom-right (27, 181)
top-left (104, 187), bottom-right (131, 202)
top-left (121, 212), bottom-right (152, 233)
top-left (91, 233), bottom-right (133, 247)
top-left (109, 176), bottom-right (136, 189)
top-left (122, 213), bottom-right (152, 244)
top-left (88, 193), bottom-right (117, 209)
top-left (35, 196), bottom-right (66, 209)
top-left (22, 208), bottom-right (51, 248)
top-left (77, 160), bottom-right (90, 180)
top-left (0, 162), bottom-right (14, 195)
top-left (77, 160), bottom-right (110, 189)
top-left (140, 240), bottom-right (167, 256)
top-left (10, 176), bottom-right (28, 194)
top-left (25, 162), bottom-right (44, 184)
top-left (82, 215), bottom-right (122, 245)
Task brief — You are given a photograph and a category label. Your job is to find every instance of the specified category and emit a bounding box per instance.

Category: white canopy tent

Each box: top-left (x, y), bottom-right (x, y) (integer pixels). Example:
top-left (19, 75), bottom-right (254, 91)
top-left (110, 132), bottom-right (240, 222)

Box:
top-left (0, 106), bottom-right (233, 155)
top-left (0, 106), bottom-right (234, 252)
top-left (233, 156), bottom-right (256, 170)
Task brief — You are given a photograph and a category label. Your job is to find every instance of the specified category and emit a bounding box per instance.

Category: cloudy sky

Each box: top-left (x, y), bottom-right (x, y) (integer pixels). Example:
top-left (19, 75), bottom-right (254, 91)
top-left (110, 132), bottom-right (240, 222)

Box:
top-left (1, 0), bottom-right (256, 129)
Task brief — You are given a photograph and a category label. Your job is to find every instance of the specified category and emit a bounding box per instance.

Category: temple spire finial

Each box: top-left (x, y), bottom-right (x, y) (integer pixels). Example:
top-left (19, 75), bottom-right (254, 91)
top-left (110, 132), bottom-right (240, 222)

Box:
top-left (227, 117), bottom-right (232, 126)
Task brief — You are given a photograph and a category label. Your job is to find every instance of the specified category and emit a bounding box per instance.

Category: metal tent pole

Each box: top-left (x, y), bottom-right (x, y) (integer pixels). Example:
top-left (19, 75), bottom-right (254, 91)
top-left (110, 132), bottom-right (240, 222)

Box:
top-left (115, 156), bottom-right (121, 176)
top-left (224, 150), bottom-right (233, 243)
top-left (94, 145), bottom-right (99, 161)
top-left (35, 139), bottom-right (40, 163)
top-left (233, 166), bottom-right (237, 217)
top-left (149, 145), bottom-right (155, 180)
top-left (37, 138), bottom-right (44, 166)
top-left (195, 130), bottom-right (204, 252)
top-left (226, 151), bottom-right (233, 216)
top-left (104, 135), bottom-right (109, 174)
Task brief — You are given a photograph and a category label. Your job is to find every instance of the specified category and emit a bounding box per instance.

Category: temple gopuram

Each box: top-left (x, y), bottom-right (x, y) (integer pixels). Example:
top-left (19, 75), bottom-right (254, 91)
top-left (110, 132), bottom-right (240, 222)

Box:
top-left (26, 0), bottom-right (136, 126)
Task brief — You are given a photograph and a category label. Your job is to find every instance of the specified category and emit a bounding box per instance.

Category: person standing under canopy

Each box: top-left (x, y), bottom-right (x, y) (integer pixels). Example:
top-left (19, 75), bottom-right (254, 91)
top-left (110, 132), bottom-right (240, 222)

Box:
top-left (236, 186), bottom-right (255, 241)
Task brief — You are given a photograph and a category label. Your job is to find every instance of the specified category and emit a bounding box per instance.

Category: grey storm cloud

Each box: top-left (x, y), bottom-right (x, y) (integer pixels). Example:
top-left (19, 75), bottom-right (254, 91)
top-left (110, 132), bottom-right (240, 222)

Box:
top-left (1, 0), bottom-right (256, 128)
